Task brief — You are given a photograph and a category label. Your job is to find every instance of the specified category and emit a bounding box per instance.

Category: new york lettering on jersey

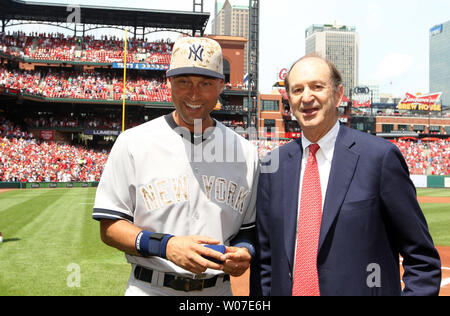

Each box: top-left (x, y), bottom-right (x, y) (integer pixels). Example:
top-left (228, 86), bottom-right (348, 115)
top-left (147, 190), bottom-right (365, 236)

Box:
top-left (139, 174), bottom-right (250, 214)
top-left (140, 175), bottom-right (189, 211)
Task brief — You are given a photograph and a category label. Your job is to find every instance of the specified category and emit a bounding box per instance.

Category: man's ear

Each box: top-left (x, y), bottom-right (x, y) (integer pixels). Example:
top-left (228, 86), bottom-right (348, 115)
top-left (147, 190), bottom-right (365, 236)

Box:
top-left (335, 84), bottom-right (344, 108)
top-left (218, 79), bottom-right (225, 94)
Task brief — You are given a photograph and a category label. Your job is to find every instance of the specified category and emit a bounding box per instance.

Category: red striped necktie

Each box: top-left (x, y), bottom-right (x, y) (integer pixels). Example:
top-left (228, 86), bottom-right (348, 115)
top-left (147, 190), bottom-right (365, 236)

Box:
top-left (292, 143), bottom-right (322, 296)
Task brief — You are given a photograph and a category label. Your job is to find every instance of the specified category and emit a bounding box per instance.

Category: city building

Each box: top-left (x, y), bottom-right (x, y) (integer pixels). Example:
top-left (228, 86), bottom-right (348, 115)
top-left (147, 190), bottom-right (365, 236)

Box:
top-left (213, 0), bottom-right (249, 74)
top-left (305, 23), bottom-right (359, 98)
top-left (430, 20), bottom-right (450, 107)
top-left (354, 82), bottom-right (380, 104)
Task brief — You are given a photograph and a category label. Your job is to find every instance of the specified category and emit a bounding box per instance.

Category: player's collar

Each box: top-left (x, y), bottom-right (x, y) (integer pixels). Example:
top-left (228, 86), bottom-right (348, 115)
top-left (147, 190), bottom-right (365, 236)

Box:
top-left (164, 112), bottom-right (217, 145)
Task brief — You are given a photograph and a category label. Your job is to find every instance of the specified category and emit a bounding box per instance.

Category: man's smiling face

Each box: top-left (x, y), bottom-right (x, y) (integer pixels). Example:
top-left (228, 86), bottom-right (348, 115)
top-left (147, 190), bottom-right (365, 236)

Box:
top-left (169, 75), bottom-right (224, 132)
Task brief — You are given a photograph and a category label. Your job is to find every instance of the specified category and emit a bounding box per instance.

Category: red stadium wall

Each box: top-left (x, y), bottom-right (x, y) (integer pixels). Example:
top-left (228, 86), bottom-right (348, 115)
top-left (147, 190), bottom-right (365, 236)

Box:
top-left (376, 116), bottom-right (450, 134)
top-left (208, 35), bottom-right (247, 87)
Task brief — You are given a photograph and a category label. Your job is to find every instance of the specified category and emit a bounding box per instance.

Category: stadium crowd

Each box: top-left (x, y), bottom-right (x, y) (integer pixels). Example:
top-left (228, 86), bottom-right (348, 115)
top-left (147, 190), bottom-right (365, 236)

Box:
top-left (253, 138), bottom-right (449, 176)
top-left (394, 138), bottom-right (450, 176)
top-left (0, 136), bottom-right (108, 183)
top-left (0, 122), bottom-right (449, 183)
top-left (0, 67), bottom-right (172, 102)
top-left (22, 113), bottom-right (137, 131)
top-left (0, 117), bottom-right (33, 139)
top-left (1, 32), bottom-right (173, 65)
top-left (253, 139), bottom-right (291, 158)
top-left (1, 32), bottom-right (251, 95)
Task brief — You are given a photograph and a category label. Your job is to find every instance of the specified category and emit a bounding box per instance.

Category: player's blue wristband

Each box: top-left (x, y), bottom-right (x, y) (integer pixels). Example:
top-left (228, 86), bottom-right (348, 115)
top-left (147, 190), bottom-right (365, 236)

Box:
top-left (232, 241), bottom-right (256, 259)
top-left (135, 231), bottom-right (174, 259)
top-left (202, 244), bottom-right (226, 264)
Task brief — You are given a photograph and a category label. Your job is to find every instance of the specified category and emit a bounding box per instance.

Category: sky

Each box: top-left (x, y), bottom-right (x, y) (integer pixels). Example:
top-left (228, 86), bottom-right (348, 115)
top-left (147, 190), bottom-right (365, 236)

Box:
top-left (16, 0), bottom-right (450, 97)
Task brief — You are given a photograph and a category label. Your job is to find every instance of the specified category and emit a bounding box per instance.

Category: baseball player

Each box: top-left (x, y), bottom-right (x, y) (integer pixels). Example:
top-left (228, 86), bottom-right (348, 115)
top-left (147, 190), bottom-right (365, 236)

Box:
top-left (93, 37), bottom-right (260, 296)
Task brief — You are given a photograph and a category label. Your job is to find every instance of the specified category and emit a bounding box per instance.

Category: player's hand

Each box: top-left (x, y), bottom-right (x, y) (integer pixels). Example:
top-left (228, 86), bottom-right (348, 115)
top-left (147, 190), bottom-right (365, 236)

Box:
top-left (222, 246), bottom-right (251, 277)
top-left (166, 236), bottom-right (225, 275)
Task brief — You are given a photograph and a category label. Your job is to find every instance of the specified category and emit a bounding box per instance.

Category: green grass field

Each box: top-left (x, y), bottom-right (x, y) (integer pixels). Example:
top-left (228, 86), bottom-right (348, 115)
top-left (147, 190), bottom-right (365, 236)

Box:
top-left (417, 188), bottom-right (450, 197)
top-left (0, 188), bottom-right (129, 296)
top-left (0, 187), bottom-right (449, 296)
top-left (416, 188), bottom-right (450, 246)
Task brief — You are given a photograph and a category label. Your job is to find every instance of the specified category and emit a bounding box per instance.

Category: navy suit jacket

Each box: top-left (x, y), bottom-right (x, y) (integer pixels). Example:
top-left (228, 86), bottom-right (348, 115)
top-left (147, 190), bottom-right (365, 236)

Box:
top-left (250, 125), bottom-right (441, 296)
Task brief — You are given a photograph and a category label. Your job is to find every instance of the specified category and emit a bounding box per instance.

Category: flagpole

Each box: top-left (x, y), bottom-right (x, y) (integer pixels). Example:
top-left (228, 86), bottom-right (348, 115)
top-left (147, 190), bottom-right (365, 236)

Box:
top-left (122, 29), bottom-right (128, 133)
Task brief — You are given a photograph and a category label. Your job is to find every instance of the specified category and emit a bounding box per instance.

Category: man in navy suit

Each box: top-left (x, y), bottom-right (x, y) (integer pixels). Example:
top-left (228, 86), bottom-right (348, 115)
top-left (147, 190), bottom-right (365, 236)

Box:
top-left (250, 55), bottom-right (441, 296)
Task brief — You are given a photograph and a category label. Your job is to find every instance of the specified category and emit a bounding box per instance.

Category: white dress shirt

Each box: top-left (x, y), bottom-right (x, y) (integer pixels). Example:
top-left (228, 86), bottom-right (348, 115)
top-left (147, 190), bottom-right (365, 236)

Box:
top-left (299, 120), bottom-right (340, 211)
top-left (292, 121), bottom-right (340, 280)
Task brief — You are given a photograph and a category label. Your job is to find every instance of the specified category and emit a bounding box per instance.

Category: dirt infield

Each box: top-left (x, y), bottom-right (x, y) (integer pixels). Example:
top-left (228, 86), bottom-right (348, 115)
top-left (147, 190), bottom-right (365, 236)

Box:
top-left (0, 189), bottom-right (16, 194)
top-left (437, 246), bottom-right (450, 296)
top-left (417, 196), bottom-right (450, 204)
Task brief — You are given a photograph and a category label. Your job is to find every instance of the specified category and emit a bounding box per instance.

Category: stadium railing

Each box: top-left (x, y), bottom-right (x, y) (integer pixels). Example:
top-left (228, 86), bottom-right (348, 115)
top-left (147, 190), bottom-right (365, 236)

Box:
top-left (0, 182), bottom-right (99, 189)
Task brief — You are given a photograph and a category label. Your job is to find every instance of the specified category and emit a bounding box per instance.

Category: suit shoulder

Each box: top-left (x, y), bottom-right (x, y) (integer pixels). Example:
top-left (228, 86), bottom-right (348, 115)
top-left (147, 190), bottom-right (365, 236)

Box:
top-left (279, 139), bottom-right (302, 155)
top-left (341, 126), bottom-right (402, 164)
top-left (344, 126), bottom-right (396, 150)
top-left (261, 139), bottom-right (300, 166)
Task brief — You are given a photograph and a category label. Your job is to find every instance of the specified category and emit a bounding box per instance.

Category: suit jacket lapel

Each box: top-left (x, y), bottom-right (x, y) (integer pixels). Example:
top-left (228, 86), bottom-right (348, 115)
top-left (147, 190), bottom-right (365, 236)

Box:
top-left (318, 126), bottom-right (359, 252)
top-left (282, 139), bottom-right (303, 271)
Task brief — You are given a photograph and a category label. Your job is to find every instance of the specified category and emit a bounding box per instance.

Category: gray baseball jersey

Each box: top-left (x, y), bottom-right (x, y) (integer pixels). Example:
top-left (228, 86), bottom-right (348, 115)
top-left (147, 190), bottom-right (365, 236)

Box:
top-left (93, 113), bottom-right (259, 279)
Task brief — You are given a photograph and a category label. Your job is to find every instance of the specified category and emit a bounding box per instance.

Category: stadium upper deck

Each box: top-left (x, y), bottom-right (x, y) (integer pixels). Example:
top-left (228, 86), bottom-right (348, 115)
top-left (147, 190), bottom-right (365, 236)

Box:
top-left (0, 0), bottom-right (209, 36)
top-left (1, 32), bottom-right (173, 64)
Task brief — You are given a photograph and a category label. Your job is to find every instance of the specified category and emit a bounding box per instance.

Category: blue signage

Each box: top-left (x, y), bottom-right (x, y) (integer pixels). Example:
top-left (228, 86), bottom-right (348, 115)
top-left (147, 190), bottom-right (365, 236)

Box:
top-left (112, 63), bottom-right (170, 71)
top-left (84, 130), bottom-right (120, 136)
top-left (430, 24), bottom-right (443, 36)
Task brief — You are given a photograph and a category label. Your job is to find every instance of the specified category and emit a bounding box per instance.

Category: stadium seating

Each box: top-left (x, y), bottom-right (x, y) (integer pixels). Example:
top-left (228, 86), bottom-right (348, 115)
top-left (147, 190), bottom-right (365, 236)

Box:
top-left (0, 67), bottom-right (172, 102)
top-left (0, 136), bottom-right (108, 183)
top-left (1, 116), bottom-right (449, 183)
top-left (1, 32), bottom-right (246, 92)
top-left (253, 138), bottom-right (450, 176)
top-left (1, 32), bottom-right (173, 65)
top-left (252, 140), bottom-right (291, 159)
top-left (394, 139), bottom-right (450, 176)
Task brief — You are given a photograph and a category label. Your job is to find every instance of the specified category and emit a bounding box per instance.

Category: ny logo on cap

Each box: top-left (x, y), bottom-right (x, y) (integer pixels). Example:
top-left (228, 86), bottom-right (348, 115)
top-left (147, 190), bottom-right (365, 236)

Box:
top-left (188, 44), bottom-right (204, 62)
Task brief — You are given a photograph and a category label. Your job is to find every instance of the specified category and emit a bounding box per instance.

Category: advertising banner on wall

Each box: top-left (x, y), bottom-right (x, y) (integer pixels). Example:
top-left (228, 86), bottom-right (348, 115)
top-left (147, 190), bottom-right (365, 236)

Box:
top-left (40, 130), bottom-right (54, 141)
top-left (84, 130), bottom-right (120, 136)
top-left (397, 92), bottom-right (442, 111)
top-left (353, 100), bottom-right (371, 108)
top-left (112, 63), bottom-right (169, 71)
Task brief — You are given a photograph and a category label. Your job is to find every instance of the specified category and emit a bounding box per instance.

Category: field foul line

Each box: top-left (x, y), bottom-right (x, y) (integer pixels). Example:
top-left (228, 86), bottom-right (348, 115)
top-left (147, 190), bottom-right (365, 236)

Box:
top-left (442, 278), bottom-right (450, 287)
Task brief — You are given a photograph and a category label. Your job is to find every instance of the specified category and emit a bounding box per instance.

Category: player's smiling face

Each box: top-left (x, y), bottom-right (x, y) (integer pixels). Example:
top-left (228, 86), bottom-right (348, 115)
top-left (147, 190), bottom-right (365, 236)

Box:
top-left (170, 75), bottom-right (224, 132)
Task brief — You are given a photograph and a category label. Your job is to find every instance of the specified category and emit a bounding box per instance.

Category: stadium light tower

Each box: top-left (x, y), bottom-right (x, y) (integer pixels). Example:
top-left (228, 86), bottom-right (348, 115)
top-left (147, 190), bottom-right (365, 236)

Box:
top-left (193, 0), bottom-right (204, 12)
top-left (247, 0), bottom-right (259, 130)
top-left (248, 0), bottom-right (259, 92)
top-left (193, 0), bottom-right (205, 35)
